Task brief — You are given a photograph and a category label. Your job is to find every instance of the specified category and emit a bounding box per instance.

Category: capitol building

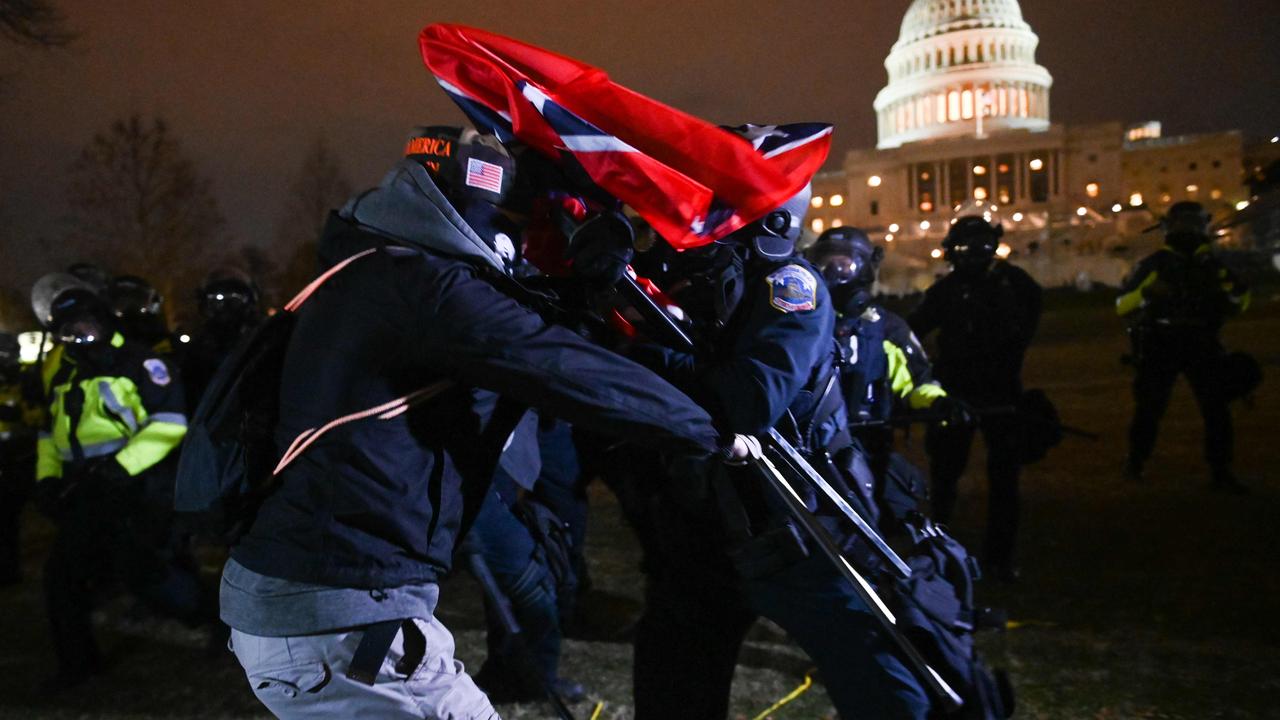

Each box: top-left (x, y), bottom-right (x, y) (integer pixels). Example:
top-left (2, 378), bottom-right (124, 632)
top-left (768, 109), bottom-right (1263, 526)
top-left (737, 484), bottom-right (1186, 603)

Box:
top-left (808, 0), bottom-right (1257, 289)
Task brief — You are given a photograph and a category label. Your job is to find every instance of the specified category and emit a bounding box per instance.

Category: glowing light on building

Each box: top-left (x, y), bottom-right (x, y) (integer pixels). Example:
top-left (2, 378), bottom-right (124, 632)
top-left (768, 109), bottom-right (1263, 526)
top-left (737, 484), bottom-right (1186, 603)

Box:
top-left (888, 223), bottom-right (901, 233)
top-left (1236, 200), bottom-right (1249, 210)
top-left (973, 165), bottom-right (987, 176)
top-left (995, 243), bottom-right (1012, 259)
top-left (1029, 158), bottom-right (1044, 171)
top-left (885, 233), bottom-right (895, 242)
top-left (811, 196), bottom-right (824, 208)
top-left (179, 334), bottom-right (191, 344)
top-left (1085, 182), bottom-right (1100, 198)
top-left (867, 175), bottom-right (882, 188)
top-left (1011, 212), bottom-right (1024, 222)
top-left (920, 220), bottom-right (931, 231)
top-left (1129, 193), bottom-right (1144, 207)
top-left (1112, 203), bottom-right (1123, 212)
top-left (830, 194), bottom-right (845, 207)
top-left (1076, 206), bottom-right (1088, 217)
top-left (1210, 189), bottom-right (1222, 200)
top-left (811, 218), bottom-right (825, 233)
top-left (930, 248), bottom-right (944, 259)
top-left (973, 187), bottom-right (988, 200)
top-left (1186, 184), bottom-right (1199, 194)
top-left (832, 219), bottom-right (844, 228)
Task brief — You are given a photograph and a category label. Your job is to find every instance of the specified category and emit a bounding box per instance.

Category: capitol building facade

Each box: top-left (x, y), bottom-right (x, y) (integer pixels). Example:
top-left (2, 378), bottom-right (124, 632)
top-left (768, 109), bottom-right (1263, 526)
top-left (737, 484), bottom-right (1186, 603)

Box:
top-left (807, 0), bottom-right (1254, 289)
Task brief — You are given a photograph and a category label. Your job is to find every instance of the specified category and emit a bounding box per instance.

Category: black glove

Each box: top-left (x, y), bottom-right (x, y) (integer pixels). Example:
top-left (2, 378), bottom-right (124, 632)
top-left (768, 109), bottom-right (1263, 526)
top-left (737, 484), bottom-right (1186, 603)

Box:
top-left (932, 396), bottom-right (976, 428)
top-left (34, 476), bottom-right (79, 520)
top-left (567, 211), bottom-right (635, 287)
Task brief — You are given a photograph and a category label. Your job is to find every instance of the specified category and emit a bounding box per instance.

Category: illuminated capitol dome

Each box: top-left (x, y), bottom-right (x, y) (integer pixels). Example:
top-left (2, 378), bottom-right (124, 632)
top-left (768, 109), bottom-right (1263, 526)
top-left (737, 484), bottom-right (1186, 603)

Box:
top-left (874, 0), bottom-right (1053, 149)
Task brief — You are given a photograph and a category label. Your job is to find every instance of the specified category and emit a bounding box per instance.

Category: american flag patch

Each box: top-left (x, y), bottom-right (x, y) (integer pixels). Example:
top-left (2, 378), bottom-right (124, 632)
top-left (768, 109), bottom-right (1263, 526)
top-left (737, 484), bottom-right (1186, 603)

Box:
top-left (465, 158), bottom-right (504, 193)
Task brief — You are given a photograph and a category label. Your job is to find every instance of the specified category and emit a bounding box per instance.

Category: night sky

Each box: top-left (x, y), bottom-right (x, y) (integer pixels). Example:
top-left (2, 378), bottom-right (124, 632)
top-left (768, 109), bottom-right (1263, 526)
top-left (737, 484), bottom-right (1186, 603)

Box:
top-left (1, 0), bottom-right (1277, 292)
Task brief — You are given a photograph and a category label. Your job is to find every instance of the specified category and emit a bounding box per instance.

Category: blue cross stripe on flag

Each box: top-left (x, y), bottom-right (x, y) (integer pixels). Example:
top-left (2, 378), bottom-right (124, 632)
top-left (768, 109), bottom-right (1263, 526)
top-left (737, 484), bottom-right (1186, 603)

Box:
top-left (518, 82), bottom-right (638, 153)
top-left (433, 77), bottom-right (516, 143)
top-left (732, 123), bottom-right (833, 159)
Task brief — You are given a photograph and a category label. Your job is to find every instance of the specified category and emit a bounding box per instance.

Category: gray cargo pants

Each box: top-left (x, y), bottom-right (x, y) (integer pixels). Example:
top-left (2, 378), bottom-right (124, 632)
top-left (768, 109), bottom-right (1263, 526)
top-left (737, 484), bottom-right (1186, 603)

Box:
top-left (231, 617), bottom-right (500, 719)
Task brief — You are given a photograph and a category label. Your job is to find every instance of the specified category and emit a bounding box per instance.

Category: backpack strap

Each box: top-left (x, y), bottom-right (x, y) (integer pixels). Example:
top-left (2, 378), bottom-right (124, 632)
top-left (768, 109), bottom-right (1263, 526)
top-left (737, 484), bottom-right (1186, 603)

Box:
top-left (271, 246), bottom-right (459, 477)
top-left (284, 248), bottom-right (379, 312)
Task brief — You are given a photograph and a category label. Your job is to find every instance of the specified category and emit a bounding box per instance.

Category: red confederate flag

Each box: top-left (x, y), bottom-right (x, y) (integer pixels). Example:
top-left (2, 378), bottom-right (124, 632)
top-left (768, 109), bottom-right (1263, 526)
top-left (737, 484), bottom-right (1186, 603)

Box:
top-left (419, 24), bottom-right (832, 249)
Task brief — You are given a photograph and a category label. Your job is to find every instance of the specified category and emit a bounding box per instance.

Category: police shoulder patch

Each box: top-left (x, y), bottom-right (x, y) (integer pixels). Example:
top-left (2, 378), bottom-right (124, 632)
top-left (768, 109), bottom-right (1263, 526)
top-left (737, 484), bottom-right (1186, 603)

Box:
top-left (766, 264), bottom-right (818, 313)
top-left (143, 358), bottom-right (171, 387)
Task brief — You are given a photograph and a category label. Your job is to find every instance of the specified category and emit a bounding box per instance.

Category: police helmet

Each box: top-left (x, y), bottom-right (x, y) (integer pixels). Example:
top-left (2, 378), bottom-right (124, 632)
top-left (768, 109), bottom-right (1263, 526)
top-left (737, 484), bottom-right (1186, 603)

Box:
top-left (943, 201), bottom-right (1004, 271)
top-left (807, 226), bottom-right (883, 288)
top-left (66, 262), bottom-right (111, 293)
top-left (1161, 201), bottom-right (1213, 254)
top-left (198, 267), bottom-right (260, 321)
top-left (723, 184), bottom-right (811, 260)
top-left (107, 275), bottom-right (164, 322)
top-left (31, 272), bottom-right (113, 345)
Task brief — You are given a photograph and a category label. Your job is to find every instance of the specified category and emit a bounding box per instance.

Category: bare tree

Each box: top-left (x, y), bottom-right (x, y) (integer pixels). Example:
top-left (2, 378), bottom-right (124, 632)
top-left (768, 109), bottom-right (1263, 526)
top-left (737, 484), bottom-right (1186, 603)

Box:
top-left (274, 136), bottom-right (352, 292)
top-left (0, 0), bottom-right (74, 47)
top-left (65, 115), bottom-right (225, 315)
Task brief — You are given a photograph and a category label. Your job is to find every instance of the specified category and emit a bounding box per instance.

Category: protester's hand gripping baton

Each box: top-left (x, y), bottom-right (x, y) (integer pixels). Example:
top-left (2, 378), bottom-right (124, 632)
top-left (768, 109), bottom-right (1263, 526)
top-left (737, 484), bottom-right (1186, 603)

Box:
top-left (742, 437), bottom-right (964, 712)
top-left (763, 428), bottom-right (913, 580)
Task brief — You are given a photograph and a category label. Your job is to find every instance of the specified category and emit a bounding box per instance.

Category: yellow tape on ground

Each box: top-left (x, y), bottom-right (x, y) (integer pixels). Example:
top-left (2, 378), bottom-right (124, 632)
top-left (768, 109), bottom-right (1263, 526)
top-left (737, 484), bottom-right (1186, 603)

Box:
top-left (589, 701), bottom-right (604, 720)
top-left (751, 670), bottom-right (815, 720)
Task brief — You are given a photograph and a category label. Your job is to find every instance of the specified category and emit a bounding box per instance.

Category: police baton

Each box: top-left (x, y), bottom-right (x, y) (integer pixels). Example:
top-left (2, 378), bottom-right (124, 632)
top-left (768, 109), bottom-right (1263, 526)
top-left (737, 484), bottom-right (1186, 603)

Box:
top-left (763, 428), bottom-right (912, 580)
top-left (744, 439), bottom-right (964, 713)
top-left (616, 274), bottom-right (696, 353)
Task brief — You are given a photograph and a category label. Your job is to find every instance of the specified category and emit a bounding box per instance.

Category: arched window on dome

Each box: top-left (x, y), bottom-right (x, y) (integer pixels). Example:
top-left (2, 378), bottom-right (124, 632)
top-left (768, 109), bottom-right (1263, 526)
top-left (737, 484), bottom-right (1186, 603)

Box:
top-left (948, 46), bottom-right (956, 67)
top-left (936, 93), bottom-right (947, 124)
top-left (936, 48), bottom-right (943, 68)
top-left (961, 89), bottom-right (974, 120)
top-left (997, 86), bottom-right (1007, 116)
top-left (1018, 86), bottom-right (1029, 117)
top-left (976, 44), bottom-right (984, 62)
top-left (948, 90), bottom-right (960, 122)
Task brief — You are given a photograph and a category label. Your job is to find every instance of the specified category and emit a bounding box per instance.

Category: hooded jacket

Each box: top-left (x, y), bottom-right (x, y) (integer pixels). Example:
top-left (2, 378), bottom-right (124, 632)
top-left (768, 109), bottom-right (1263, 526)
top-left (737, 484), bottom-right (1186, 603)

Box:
top-left (230, 160), bottom-right (719, 590)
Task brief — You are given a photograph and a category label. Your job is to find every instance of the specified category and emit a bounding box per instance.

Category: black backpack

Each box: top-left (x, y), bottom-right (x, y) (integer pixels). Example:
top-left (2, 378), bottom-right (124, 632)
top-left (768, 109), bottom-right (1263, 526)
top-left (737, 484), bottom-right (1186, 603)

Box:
top-left (889, 514), bottom-right (1014, 719)
top-left (174, 249), bottom-right (451, 542)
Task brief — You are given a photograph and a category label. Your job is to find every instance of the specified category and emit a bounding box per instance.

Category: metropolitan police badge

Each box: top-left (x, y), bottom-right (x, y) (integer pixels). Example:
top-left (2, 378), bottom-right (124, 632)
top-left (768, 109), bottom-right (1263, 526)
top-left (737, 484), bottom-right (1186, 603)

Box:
top-left (766, 265), bottom-right (818, 313)
top-left (143, 358), bottom-right (172, 386)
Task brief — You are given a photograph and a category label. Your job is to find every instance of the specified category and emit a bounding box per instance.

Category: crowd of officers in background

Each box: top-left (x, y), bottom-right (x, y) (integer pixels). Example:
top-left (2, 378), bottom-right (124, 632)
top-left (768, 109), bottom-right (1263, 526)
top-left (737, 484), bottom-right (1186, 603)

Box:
top-left (0, 166), bottom-right (1255, 717)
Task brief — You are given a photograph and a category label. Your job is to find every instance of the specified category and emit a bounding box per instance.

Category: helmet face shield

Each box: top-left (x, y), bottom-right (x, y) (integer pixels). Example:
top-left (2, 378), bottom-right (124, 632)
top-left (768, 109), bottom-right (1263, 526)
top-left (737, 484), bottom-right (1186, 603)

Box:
top-left (55, 312), bottom-right (112, 346)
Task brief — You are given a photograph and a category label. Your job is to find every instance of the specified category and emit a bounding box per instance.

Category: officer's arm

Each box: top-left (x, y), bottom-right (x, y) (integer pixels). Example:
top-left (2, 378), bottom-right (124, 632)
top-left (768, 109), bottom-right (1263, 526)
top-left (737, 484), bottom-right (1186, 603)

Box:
top-left (906, 283), bottom-right (943, 338)
top-left (700, 267), bottom-right (830, 435)
top-left (883, 340), bottom-right (947, 410)
top-left (1116, 258), bottom-right (1160, 318)
top-left (36, 427), bottom-right (62, 481)
top-left (426, 270), bottom-right (720, 453)
top-left (1217, 264), bottom-right (1251, 315)
top-left (114, 358), bottom-right (188, 476)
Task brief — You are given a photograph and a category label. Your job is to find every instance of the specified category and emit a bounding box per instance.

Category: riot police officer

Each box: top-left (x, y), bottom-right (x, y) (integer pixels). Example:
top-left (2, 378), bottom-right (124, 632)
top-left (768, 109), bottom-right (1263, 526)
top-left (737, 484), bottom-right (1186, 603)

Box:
top-left (218, 127), bottom-right (736, 720)
top-left (806, 227), bottom-right (969, 451)
top-left (182, 267), bottom-right (263, 409)
top-left (623, 173), bottom-right (930, 719)
top-left (908, 206), bottom-right (1041, 581)
top-left (30, 274), bottom-right (199, 684)
top-left (1117, 201), bottom-right (1250, 492)
top-left (0, 332), bottom-right (40, 585)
